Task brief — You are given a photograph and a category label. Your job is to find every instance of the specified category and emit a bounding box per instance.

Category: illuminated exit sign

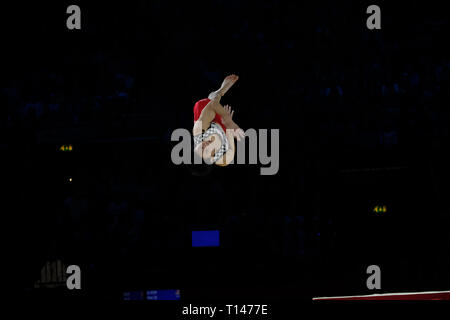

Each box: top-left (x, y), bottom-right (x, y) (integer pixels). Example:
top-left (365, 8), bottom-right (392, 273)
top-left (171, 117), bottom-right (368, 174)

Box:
top-left (59, 145), bottom-right (73, 152)
top-left (373, 205), bottom-right (387, 213)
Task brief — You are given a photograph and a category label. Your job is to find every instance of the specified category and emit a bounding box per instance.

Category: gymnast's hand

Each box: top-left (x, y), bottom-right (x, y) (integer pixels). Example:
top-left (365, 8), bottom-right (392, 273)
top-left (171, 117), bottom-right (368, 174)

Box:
top-left (223, 105), bottom-right (245, 141)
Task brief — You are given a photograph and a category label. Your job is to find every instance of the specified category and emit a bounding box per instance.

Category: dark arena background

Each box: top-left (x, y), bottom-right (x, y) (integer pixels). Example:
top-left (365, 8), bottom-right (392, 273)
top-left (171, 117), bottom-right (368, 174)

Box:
top-left (2, 0), bottom-right (450, 311)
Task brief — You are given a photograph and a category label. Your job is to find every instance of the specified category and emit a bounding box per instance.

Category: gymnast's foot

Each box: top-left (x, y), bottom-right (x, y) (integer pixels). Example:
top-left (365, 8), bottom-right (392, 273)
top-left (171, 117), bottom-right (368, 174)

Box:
top-left (209, 74), bottom-right (239, 100)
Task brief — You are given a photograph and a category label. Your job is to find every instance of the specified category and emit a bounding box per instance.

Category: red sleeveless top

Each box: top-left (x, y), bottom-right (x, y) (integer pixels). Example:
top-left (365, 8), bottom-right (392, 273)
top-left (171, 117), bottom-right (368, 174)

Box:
top-left (193, 98), bottom-right (227, 132)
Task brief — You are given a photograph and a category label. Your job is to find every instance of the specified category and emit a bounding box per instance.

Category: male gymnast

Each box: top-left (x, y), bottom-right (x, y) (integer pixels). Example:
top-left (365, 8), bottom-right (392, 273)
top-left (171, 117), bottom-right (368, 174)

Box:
top-left (193, 74), bottom-right (245, 166)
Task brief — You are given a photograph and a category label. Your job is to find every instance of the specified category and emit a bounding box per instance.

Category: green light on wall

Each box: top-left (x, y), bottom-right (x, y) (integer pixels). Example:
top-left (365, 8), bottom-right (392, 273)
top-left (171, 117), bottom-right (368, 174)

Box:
top-left (373, 205), bottom-right (387, 213)
top-left (59, 145), bottom-right (73, 152)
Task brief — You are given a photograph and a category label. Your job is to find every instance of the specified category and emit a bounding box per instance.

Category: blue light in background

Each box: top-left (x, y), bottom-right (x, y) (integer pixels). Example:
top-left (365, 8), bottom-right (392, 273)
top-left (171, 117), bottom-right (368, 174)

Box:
top-left (123, 291), bottom-right (145, 301)
top-left (192, 230), bottom-right (220, 247)
top-left (146, 289), bottom-right (180, 300)
top-left (124, 290), bottom-right (181, 301)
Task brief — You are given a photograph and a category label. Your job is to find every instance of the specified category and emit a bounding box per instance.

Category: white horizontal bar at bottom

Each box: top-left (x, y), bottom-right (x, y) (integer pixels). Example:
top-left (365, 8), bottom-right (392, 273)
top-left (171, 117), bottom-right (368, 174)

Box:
top-left (313, 290), bottom-right (450, 301)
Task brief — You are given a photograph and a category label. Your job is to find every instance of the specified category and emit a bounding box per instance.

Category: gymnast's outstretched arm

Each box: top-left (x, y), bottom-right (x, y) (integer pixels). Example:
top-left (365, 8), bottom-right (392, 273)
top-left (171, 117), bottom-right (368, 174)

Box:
top-left (216, 104), bottom-right (246, 166)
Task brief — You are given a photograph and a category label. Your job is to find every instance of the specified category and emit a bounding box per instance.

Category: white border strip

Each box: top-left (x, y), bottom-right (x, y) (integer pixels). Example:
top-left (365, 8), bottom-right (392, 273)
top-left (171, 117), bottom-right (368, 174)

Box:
top-left (313, 290), bottom-right (450, 300)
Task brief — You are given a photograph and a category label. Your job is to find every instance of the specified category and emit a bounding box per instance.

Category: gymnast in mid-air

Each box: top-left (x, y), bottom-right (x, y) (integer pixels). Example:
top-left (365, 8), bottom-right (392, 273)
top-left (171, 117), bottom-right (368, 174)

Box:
top-left (193, 74), bottom-right (245, 166)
